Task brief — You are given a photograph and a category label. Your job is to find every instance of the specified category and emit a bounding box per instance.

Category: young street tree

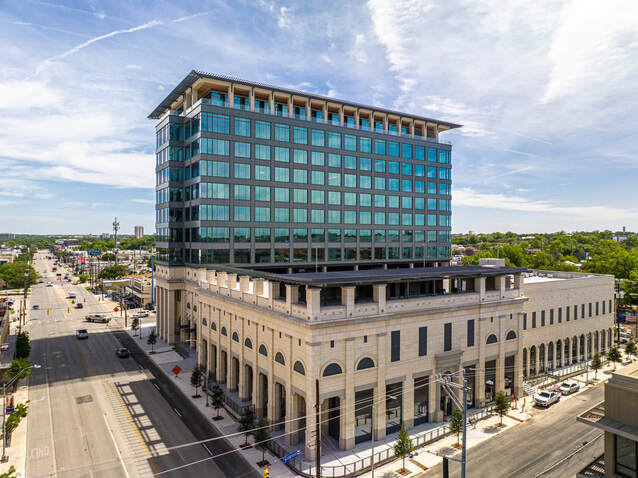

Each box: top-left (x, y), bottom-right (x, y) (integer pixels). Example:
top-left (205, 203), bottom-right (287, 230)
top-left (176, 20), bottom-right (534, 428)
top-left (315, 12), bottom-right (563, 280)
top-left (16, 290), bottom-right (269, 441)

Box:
top-left (448, 409), bottom-right (463, 445)
top-left (591, 353), bottom-right (602, 379)
top-left (394, 423), bottom-right (414, 472)
top-left (190, 365), bottom-right (204, 398)
top-left (238, 407), bottom-right (256, 446)
top-left (131, 317), bottom-right (140, 336)
top-left (15, 332), bottom-right (30, 359)
top-left (253, 418), bottom-right (271, 464)
top-left (625, 340), bottom-right (637, 362)
top-left (210, 384), bottom-right (224, 419)
top-left (494, 391), bottom-right (510, 426)
top-left (7, 358), bottom-right (32, 389)
top-left (147, 330), bottom-right (157, 353)
top-left (608, 346), bottom-right (622, 370)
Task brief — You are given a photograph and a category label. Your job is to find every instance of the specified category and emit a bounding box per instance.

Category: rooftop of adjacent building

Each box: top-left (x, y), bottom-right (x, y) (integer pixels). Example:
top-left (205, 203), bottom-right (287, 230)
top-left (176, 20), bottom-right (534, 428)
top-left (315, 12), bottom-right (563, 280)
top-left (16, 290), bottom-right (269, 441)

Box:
top-left (148, 70), bottom-right (463, 132)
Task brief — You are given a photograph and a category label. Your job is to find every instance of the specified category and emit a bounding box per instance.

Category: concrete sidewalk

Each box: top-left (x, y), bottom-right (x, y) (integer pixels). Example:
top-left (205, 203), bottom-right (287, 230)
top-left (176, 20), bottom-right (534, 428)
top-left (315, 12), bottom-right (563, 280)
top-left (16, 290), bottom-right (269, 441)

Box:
top-left (128, 323), bottom-right (298, 478)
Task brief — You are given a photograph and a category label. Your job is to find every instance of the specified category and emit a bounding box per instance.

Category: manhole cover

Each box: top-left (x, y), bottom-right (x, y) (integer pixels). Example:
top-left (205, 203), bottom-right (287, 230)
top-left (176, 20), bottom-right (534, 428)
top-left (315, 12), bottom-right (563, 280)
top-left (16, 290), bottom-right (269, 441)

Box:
top-left (75, 395), bottom-right (93, 404)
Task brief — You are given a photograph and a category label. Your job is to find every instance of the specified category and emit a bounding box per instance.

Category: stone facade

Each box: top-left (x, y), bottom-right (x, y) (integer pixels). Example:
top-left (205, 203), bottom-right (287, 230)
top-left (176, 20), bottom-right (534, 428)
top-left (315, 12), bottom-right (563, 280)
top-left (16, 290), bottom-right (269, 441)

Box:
top-left (155, 266), bottom-right (614, 460)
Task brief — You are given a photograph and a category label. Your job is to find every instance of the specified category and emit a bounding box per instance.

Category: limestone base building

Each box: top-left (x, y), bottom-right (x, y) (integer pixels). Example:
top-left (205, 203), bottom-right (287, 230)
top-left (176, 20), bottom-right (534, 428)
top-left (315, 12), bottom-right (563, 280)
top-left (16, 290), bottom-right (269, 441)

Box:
top-left (154, 263), bottom-right (614, 459)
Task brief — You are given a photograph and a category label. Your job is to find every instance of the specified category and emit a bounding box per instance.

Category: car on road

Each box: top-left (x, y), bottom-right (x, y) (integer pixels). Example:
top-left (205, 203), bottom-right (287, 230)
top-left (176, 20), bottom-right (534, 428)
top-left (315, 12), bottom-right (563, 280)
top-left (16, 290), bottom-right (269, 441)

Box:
top-left (133, 311), bottom-right (149, 318)
top-left (38, 279), bottom-right (44, 283)
top-left (32, 304), bottom-right (39, 310)
top-left (46, 282), bottom-right (53, 287)
top-left (534, 389), bottom-right (561, 407)
top-left (76, 329), bottom-right (88, 340)
top-left (67, 292), bottom-right (77, 299)
top-left (116, 348), bottom-right (130, 358)
top-left (85, 314), bottom-right (110, 323)
top-left (558, 381), bottom-right (580, 395)
top-left (75, 303), bottom-right (83, 309)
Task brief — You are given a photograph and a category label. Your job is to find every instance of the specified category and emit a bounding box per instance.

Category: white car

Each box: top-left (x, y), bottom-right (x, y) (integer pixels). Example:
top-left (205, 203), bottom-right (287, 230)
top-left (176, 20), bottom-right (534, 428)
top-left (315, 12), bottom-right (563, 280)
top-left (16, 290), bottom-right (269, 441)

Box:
top-left (559, 381), bottom-right (580, 395)
top-left (534, 390), bottom-right (560, 407)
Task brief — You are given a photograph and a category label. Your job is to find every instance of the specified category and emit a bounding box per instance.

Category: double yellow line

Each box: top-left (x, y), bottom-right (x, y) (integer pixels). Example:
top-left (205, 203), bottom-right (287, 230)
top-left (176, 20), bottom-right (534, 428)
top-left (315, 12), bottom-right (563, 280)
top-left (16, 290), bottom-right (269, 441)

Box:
top-left (73, 340), bottom-right (161, 476)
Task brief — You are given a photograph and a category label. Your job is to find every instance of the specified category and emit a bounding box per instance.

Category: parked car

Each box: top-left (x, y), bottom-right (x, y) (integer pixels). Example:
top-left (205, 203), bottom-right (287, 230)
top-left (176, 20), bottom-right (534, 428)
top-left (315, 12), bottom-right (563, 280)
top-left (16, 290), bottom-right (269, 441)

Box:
top-left (32, 304), bottom-right (39, 310)
top-left (133, 311), bottom-right (149, 318)
top-left (85, 314), bottom-right (110, 323)
top-left (534, 390), bottom-right (561, 407)
top-left (559, 381), bottom-right (580, 395)
top-left (75, 303), bottom-right (83, 309)
top-left (116, 348), bottom-right (130, 358)
top-left (76, 329), bottom-right (89, 340)
top-left (46, 282), bottom-right (53, 287)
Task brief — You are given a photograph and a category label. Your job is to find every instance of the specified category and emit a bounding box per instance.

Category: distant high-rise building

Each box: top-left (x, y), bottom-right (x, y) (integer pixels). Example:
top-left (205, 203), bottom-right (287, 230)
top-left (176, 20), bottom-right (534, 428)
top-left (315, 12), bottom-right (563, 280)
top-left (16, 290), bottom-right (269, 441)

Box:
top-left (134, 226), bottom-right (144, 239)
top-left (0, 233), bottom-right (15, 239)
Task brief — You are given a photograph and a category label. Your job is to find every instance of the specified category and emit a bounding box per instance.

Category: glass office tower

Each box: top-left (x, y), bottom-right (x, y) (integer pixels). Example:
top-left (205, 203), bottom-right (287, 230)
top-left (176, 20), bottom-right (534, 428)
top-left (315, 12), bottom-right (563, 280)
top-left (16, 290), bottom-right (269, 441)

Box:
top-left (150, 71), bottom-right (459, 269)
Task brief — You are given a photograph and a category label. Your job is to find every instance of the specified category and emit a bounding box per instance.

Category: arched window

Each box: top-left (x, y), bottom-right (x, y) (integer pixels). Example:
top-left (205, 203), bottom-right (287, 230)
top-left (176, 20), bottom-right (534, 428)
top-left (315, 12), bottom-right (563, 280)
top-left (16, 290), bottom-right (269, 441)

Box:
top-left (322, 363), bottom-right (343, 377)
top-left (221, 327), bottom-right (227, 336)
top-left (202, 317), bottom-right (207, 326)
top-left (275, 352), bottom-right (285, 365)
top-left (506, 331), bottom-right (517, 340)
top-left (186, 302), bottom-right (191, 309)
top-left (193, 305), bottom-right (197, 312)
top-left (486, 334), bottom-right (498, 344)
top-left (211, 322), bottom-right (217, 331)
top-left (293, 361), bottom-right (305, 376)
top-left (232, 332), bottom-right (239, 342)
top-left (259, 344), bottom-right (268, 356)
top-left (244, 338), bottom-right (253, 349)
top-left (356, 357), bottom-right (375, 370)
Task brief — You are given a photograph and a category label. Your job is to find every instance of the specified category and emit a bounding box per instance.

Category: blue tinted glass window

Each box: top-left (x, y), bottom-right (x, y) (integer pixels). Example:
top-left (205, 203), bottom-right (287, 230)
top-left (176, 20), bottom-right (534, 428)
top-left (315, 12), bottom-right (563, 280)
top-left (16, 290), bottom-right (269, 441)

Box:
top-left (374, 194), bottom-right (385, 207)
top-left (401, 196), bottom-right (412, 208)
top-left (360, 211), bottom-right (371, 224)
top-left (275, 167), bottom-right (289, 182)
top-left (234, 184), bottom-right (250, 200)
top-left (328, 191), bottom-right (340, 205)
top-left (360, 193), bottom-right (371, 206)
top-left (312, 210), bottom-right (325, 223)
top-left (311, 129), bottom-right (325, 147)
top-left (360, 157), bottom-right (372, 171)
top-left (344, 134), bottom-right (356, 151)
top-left (360, 137), bottom-right (372, 153)
top-left (401, 180), bottom-right (412, 192)
top-left (439, 168), bottom-right (451, 180)
top-left (388, 213), bottom-right (399, 225)
top-left (374, 212), bottom-right (385, 224)
top-left (388, 178), bottom-right (399, 191)
top-left (401, 143), bottom-right (412, 159)
top-left (374, 177), bottom-right (385, 190)
top-left (328, 172), bottom-right (341, 186)
top-left (255, 165), bottom-right (270, 181)
top-left (427, 148), bottom-right (437, 162)
top-left (255, 120), bottom-right (270, 139)
top-left (255, 207), bottom-right (270, 222)
top-left (234, 163), bottom-right (250, 179)
top-left (274, 124), bottom-right (290, 142)
top-left (255, 144), bottom-right (270, 160)
top-left (311, 151), bottom-right (325, 166)
top-left (344, 211), bottom-right (356, 224)
top-left (415, 197), bottom-right (425, 209)
top-left (311, 171), bottom-right (324, 185)
top-left (415, 214), bottom-right (424, 226)
top-left (344, 174), bottom-right (356, 188)
top-left (274, 147), bottom-right (289, 162)
top-left (388, 141), bottom-right (399, 157)
top-left (344, 155), bottom-right (356, 169)
top-left (293, 189), bottom-right (307, 203)
top-left (274, 187), bottom-right (289, 202)
top-left (375, 159), bottom-right (385, 172)
top-left (374, 140), bottom-right (386, 155)
top-left (440, 183), bottom-right (451, 194)
top-left (255, 186), bottom-right (270, 201)
top-left (294, 149), bottom-right (307, 164)
top-left (427, 182), bottom-right (437, 194)
top-left (360, 176), bottom-right (372, 189)
top-left (234, 117), bottom-right (251, 137)
top-left (402, 163), bottom-right (412, 176)
top-left (234, 142), bottom-right (250, 158)
top-left (293, 169), bottom-right (307, 184)
top-left (234, 206), bottom-right (251, 221)
top-left (275, 208), bottom-right (290, 222)
top-left (427, 166), bottom-right (437, 178)
top-left (414, 181), bottom-right (424, 193)
top-left (388, 161), bottom-right (399, 174)
top-left (327, 132), bottom-right (341, 149)
top-left (344, 192), bottom-right (356, 205)
top-left (328, 153), bottom-right (341, 168)
top-left (388, 196), bottom-right (399, 208)
top-left (415, 145), bottom-right (425, 160)
top-left (293, 209), bottom-right (307, 223)
top-left (415, 164), bottom-right (425, 177)
top-left (311, 190), bottom-right (324, 204)
top-left (427, 214), bottom-right (437, 226)
top-left (293, 126), bottom-right (308, 145)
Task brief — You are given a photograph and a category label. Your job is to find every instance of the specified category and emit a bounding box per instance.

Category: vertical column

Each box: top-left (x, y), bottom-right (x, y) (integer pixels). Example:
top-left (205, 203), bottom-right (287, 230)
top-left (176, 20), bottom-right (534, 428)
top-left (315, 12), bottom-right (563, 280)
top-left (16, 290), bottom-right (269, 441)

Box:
top-left (269, 93), bottom-right (274, 116)
top-left (167, 289), bottom-right (176, 344)
top-left (267, 328), bottom-right (275, 425)
top-left (341, 286), bottom-right (355, 317)
top-left (374, 332), bottom-right (387, 440)
top-left (402, 377), bottom-right (414, 430)
top-left (496, 317), bottom-right (505, 392)
top-left (249, 88), bottom-right (255, 112)
top-left (428, 375), bottom-right (438, 423)
top-left (342, 338), bottom-right (355, 449)
top-left (565, 340), bottom-right (570, 366)
top-left (285, 387), bottom-right (296, 445)
top-left (476, 317), bottom-right (486, 407)
top-left (513, 352), bottom-right (523, 398)
top-left (304, 390), bottom-right (317, 460)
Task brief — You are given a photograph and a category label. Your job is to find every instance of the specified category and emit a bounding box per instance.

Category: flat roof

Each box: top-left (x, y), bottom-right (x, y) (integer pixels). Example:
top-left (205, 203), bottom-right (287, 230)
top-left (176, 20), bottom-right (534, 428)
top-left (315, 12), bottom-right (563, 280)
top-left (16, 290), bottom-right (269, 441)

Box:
top-left (148, 70), bottom-right (464, 130)
top-left (273, 265), bottom-right (526, 287)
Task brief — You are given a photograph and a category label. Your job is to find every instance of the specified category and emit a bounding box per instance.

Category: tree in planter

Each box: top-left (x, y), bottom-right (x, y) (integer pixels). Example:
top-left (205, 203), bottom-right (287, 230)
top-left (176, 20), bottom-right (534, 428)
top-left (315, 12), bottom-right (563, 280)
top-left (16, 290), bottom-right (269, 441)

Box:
top-left (493, 391), bottom-right (510, 426)
top-left (393, 423), bottom-right (414, 473)
top-left (210, 384), bottom-right (224, 419)
top-left (7, 358), bottom-right (32, 390)
top-left (608, 346), bottom-right (622, 370)
top-left (448, 409), bottom-right (463, 446)
top-left (190, 365), bottom-right (204, 398)
top-left (147, 330), bottom-right (157, 353)
top-left (590, 353), bottom-right (602, 379)
top-left (131, 317), bottom-right (140, 336)
top-left (253, 418), bottom-right (271, 465)
top-left (238, 407), bottom-right (256, 446)
top-left (625, 340), bottom-right (637, 362)
top-left (15, 332), bottom-right (30, 359)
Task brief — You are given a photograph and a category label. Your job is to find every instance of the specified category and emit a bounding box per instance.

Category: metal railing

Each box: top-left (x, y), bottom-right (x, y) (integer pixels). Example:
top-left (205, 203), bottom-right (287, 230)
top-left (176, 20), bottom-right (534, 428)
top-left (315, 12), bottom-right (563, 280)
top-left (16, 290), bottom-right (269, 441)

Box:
top-left (270, 405), bottom-right (494, 478)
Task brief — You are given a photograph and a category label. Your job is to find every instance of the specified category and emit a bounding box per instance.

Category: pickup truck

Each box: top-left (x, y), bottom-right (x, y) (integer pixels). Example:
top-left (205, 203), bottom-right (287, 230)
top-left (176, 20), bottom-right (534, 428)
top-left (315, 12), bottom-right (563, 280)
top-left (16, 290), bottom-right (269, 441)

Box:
top-left (534, 389), bottom-right (561, 407)
top-left (85, 315), bottom-right (110, 323)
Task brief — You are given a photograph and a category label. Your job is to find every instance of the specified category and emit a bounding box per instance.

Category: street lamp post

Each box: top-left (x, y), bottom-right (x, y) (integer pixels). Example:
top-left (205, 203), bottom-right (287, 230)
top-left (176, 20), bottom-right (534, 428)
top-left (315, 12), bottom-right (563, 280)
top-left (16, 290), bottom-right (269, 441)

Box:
top-left (2, 364), bottom-right (40, 462)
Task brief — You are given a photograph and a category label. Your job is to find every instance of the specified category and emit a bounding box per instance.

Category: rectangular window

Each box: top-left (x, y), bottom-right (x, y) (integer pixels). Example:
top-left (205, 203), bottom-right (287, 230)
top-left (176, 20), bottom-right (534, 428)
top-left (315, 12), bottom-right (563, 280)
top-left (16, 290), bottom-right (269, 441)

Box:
top-left (274, 123), bottom-right (290, 142)
top-left (444, 323), bottom-right (452, 352)
top-left (374, 140), bottom-right (386, 155)
top-left (255, 120), bottom-right (271, 139)
top-left (234, 142), bottom-right (250, 158)
top-left (391, 330), bottom-right (400, 362)
top-left (328, 153), bottom-right (341, 168)
top-left (311, 151), bottom-right (325, 166)
top-left (311, 171), bottom-right (324, 185)
top-left (541, 310), bottom-right (546, 326)
top-left (254, 207), bottom-right (270, 222)
top-left (328, 191), bottom-right (340, 205)
top-left (274, 187), bottom-right (289, 202)
top-left (275, 167), bottom-right (290, 182)
top-left (415, 145), bottom-right (425, 160)
top-left (402, 143), bottom-right (412, 159)
top-left (574, 304), bottom-right (578, 320)
top-left (427, 148), bottom-right (437, 162)
top-left (467, 319), bottom-right (475, 347)
top-left (255, 144), bottom-right (270, 160)
top-left (388, 141), bottom-right (399, 157)
top-left (293, 208), bottom-right (307, 223)
top-left (311, 209), bottom-right (325, 223)
top-left (234, 163), bottom-right (250, 179)
top-left (566, 306), bottom-right (570, 321)
top-left (255, 165), bottom-right (270, 181)
top-left (311, 129), bottom-right (324, 147)
top-left (582, 304), bottom-right (585, 318)
top-left (589, 302), bottom-right (592, 317)
top-left (328, 172), bottom-right (341, 186)
top-left (234, 117), bottom-right (250, 137)
top-left (532, 312), bottom-right (537, 328)
top-left (293, 169), bottom-right (307, 184)
top-left (418, 326), bottom-right (427, 356)
top-left (523, 313), bottom-right (527, 330)
top-left (234, 184), bottom-right (250, 200)
top-left (558, 307), bottom-right (562, 323)
top-left (294, 149), bottom-right (307, 164)
top-left (274, 208), bottom-right (289, 222)
top-left (615, 434), bottom-right (637, 477)
top-left (550, 309), bottom-right (554, 325)
top-left (293, 126), bottom-right (307, 144)
top-left (234, 206), bottom-right (250, 221)
top-left (327, 132), bottom-right (341, 149)
top-left (311, 190), bottom-right (325, 204)
top-left (293, 189), bottom-right (307, 203)
top-left (274, 147), bottom-right (289, 162)
top-left (344, 134), bottom-right (356, 151)
top-left (360, 137), bottom-right (372, 153)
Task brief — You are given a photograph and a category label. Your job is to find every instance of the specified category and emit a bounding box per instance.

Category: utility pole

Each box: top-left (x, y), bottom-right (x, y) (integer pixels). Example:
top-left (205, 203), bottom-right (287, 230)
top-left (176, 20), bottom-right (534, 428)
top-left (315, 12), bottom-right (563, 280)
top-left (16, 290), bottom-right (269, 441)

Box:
top-left (438, 372), bottom-right (469, 478)
top-left (315, 379), bottom-right (321, 478)
top-left (113, 217), bottom-right (120, 265)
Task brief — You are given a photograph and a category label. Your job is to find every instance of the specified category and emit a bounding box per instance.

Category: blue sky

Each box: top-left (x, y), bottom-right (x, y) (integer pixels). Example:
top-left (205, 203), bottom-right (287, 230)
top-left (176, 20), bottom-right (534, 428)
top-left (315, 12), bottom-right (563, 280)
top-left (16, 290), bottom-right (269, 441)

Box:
top-left (1, 0), bottom-right (637, 235)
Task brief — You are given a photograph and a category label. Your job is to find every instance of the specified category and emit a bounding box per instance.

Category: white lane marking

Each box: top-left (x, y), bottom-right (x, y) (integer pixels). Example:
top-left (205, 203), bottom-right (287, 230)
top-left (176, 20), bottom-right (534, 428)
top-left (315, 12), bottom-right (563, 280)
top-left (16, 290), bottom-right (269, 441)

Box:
top-left (42, 353), bottom-right (58, 475)
top-left (153, 383), bottom-right (160, 391)
top-left (173, 408), bottom-right (182, 418)
top-left (103, 413), bottom-right (131, 478)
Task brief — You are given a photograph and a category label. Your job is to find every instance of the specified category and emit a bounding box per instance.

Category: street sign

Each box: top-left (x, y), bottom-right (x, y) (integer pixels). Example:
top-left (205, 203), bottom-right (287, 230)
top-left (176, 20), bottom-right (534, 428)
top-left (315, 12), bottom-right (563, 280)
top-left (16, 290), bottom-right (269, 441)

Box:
top-left (87, 249), bottom-right (101, 256)
top-left (172, 365), bottom-right (182, 377)
top-left (282, 450), bottom-right (300, 463)
top-left (113, 307), bottom-right (119, 312)
top-left (6, 406), bottom-right (14, 414)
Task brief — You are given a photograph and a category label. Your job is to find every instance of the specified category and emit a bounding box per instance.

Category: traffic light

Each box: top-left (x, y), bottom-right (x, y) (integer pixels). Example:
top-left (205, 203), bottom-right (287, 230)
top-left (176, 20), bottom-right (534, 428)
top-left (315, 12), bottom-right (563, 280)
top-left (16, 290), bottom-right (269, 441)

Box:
top-left (263, 468), bottom-right (269, 478)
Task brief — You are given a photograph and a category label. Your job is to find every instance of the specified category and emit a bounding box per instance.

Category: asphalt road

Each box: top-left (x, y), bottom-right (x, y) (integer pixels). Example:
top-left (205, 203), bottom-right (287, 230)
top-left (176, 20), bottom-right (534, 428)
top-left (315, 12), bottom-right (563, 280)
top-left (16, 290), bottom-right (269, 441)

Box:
top-left (424, 385), bottom-right (604, 478)
top-left (23, 252), bottom-right (256, 478)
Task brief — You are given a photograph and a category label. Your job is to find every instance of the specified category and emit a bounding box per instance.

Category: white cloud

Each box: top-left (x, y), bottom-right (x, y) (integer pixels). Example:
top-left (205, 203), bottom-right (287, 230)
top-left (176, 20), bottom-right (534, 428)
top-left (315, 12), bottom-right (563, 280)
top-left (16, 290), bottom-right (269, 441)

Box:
top-left (278, 7), bottom-right (291, 29)
top-left (0, 81), bottom-right (61, 110)
top-left (126, 64), bottom-right (142, 70)
top-left (349, 34), bottom-right (368, 64)
top-left (131, 199), bottom-right (155, 204)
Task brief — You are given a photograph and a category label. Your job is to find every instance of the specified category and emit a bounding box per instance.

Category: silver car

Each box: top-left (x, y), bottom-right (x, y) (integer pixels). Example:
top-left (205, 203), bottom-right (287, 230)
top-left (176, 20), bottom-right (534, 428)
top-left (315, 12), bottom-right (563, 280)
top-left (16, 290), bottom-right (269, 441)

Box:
top-left (559, 381), bottom-right (580, 395)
